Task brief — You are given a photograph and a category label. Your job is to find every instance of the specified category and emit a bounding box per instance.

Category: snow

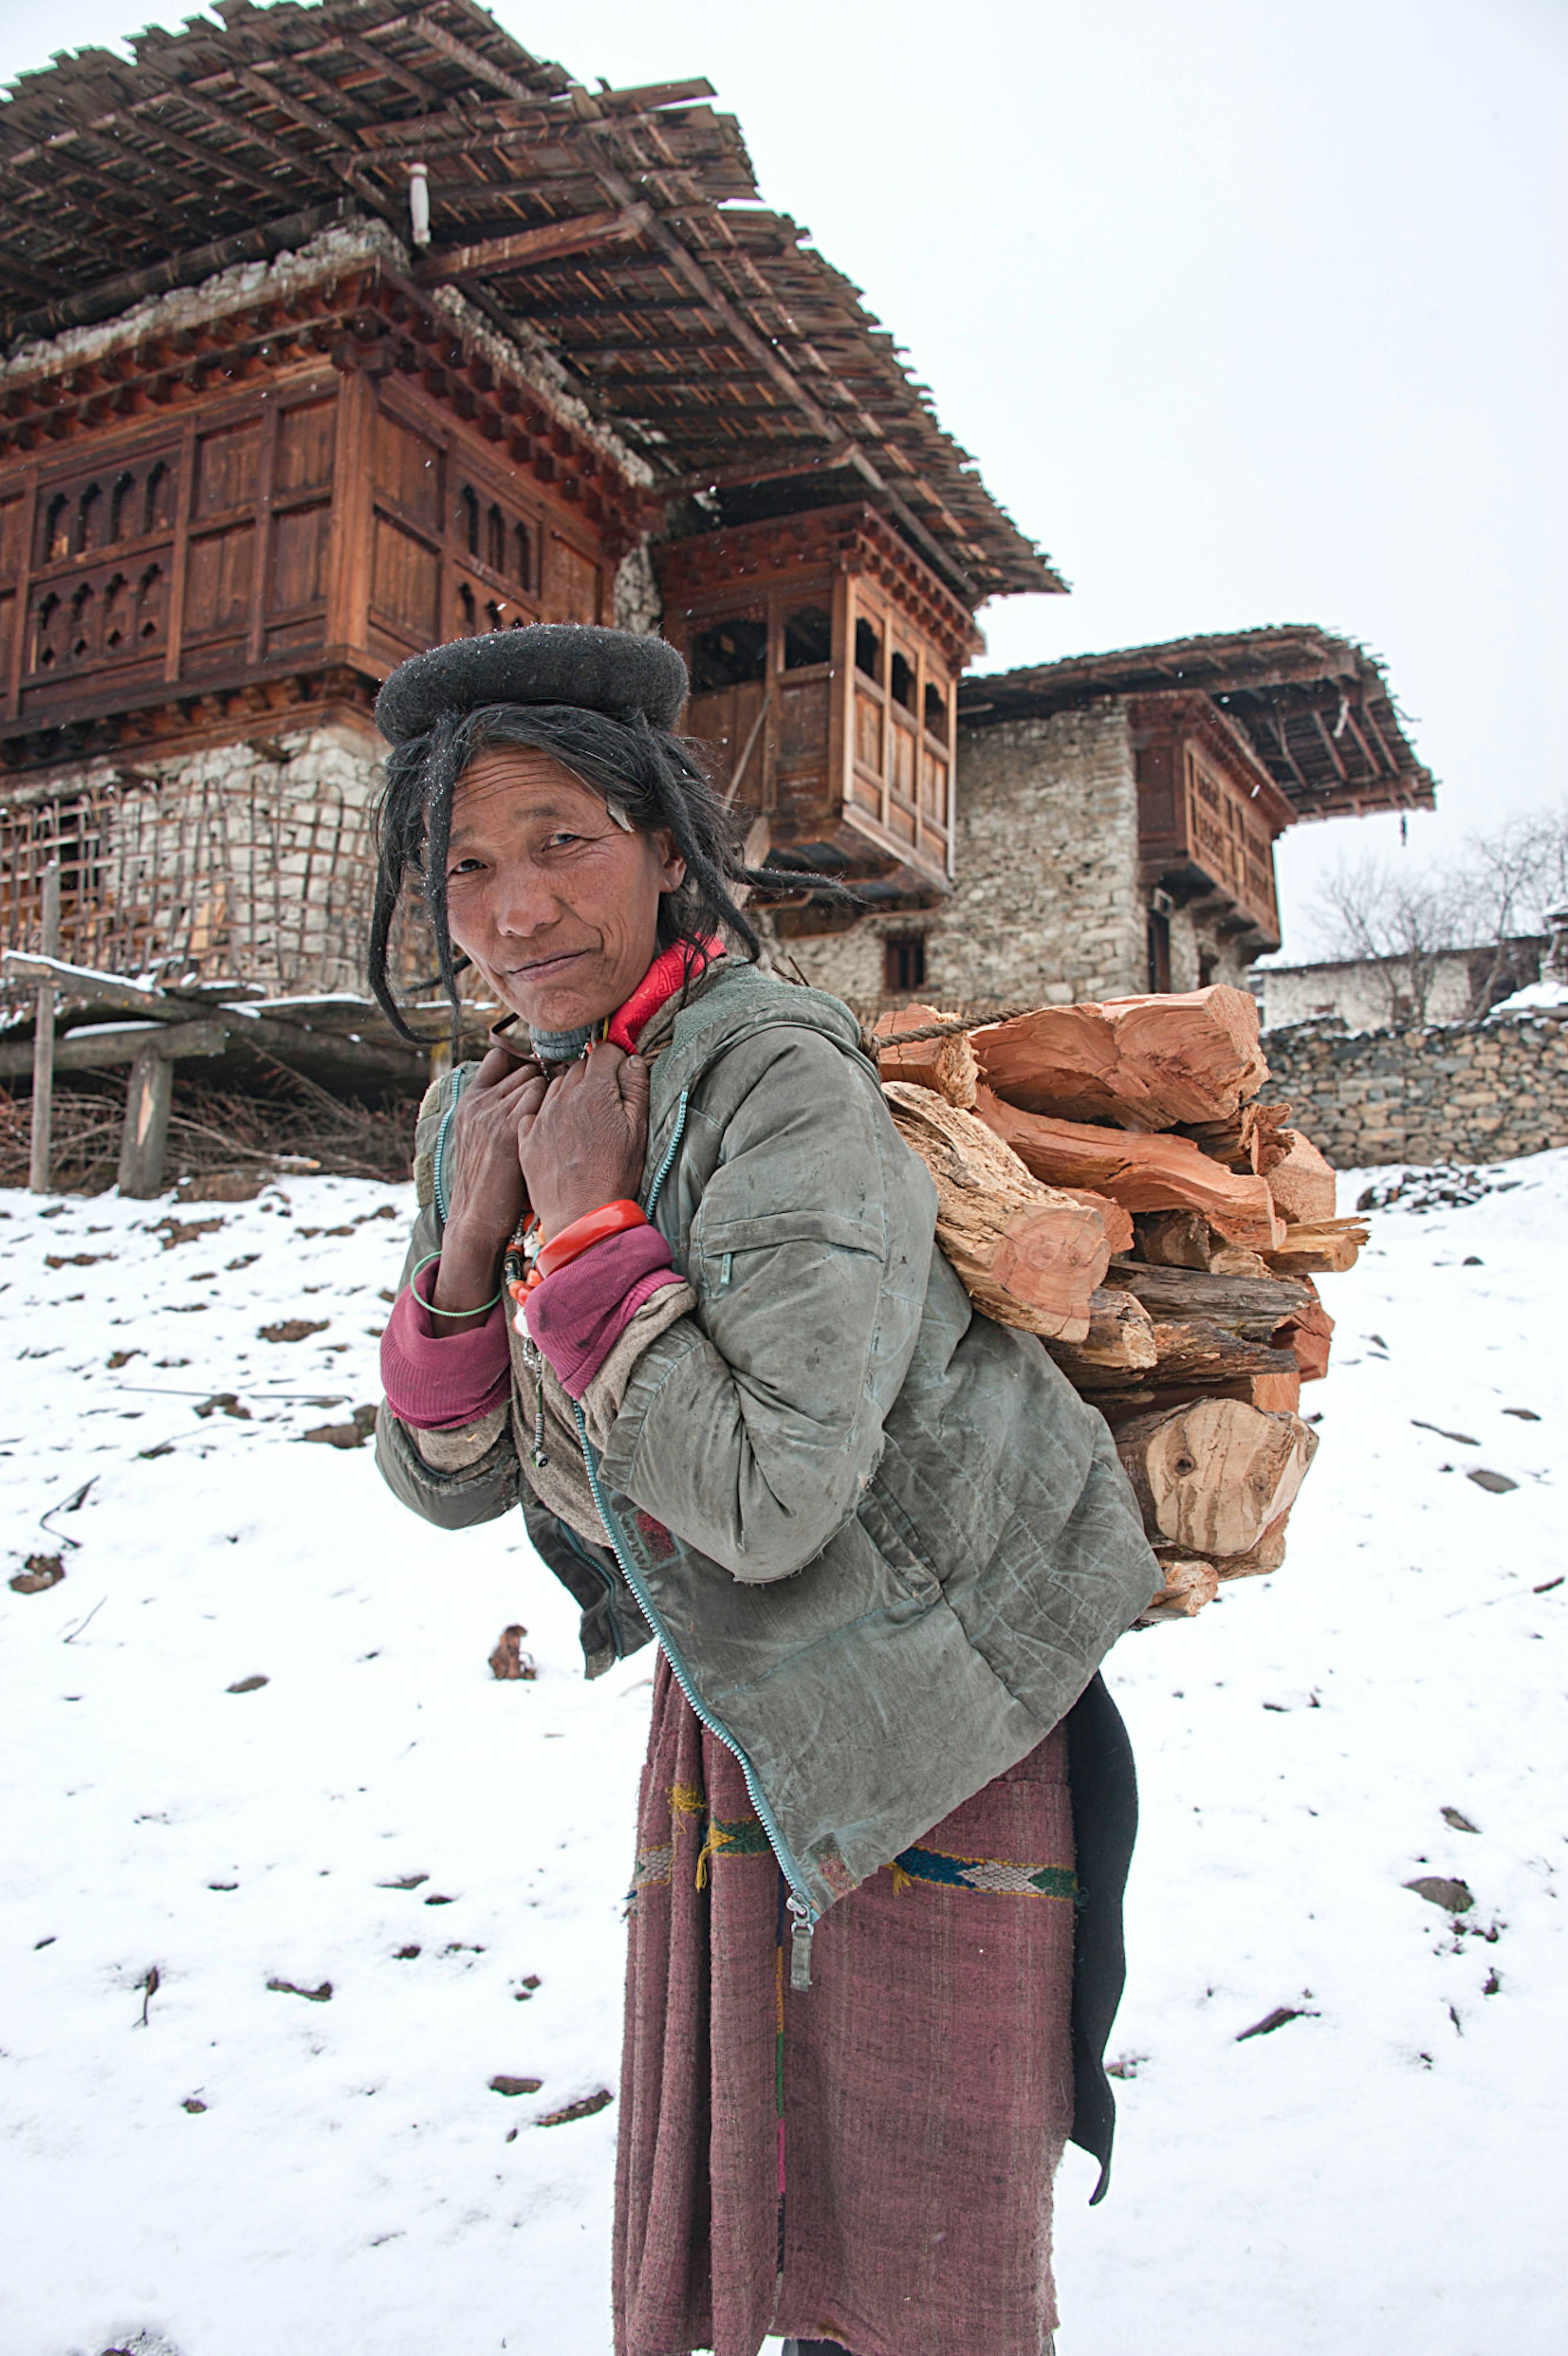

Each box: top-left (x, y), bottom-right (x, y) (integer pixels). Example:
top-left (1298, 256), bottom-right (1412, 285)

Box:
top-left (3, 1155), bottom-right (1565, 2356)
top-left (1487, 977), bottom-right (1568, 1015)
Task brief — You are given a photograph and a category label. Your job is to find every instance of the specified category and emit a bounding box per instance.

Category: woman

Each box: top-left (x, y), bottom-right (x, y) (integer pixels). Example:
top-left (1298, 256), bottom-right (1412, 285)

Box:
top-left (370, 624), bottom-right (1159, 2356)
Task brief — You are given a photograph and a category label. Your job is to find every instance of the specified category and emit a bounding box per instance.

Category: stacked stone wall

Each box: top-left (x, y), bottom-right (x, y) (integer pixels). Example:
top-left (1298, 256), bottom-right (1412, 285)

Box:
top-left (1261, 1011), bottom-right (1568, 1169)
top-left (770, 700), bottom-right (1146, 1012)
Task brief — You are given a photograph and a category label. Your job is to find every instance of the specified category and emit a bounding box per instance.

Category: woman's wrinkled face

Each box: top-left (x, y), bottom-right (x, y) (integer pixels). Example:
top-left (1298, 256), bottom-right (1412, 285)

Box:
top-left (443, 746), bottom-right (684, 1033)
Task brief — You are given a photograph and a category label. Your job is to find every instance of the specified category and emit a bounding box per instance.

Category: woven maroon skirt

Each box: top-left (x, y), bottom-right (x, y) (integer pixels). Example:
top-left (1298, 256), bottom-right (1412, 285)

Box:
top-left (612, 1657), bottom-right (1076, 2356)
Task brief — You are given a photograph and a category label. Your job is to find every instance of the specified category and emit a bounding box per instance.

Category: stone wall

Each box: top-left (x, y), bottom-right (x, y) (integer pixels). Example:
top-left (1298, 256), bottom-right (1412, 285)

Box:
top-left (769, 699), bottom-right (1147, 1013)
top-left (1260, 1009), bottom-right (1568, 1169)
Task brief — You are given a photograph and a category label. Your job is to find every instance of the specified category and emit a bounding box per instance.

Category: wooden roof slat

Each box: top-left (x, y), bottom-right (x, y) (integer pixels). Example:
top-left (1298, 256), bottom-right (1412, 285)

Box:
top-left (225, 58), bottom-right (359, 151)
top-left (416, 205), bottom-right (653, 284)
top-left (1309, 701), bottom-right (1352, 783)
top-left (241, 42), bottom-right (365, 128)
top-left (403, 9), bottom-right (545, 110)
top-left (320, 24), bottom-right (446, 107)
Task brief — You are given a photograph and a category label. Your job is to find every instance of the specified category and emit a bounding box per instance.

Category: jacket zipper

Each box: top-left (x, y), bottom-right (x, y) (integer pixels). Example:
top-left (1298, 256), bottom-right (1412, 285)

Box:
top-left (431, 1065), bottom-right (472, 1226)
top-left (571, 1399), bottom-right (818, 1983)
top-left (572, 1084), bottom-right (820, 1982)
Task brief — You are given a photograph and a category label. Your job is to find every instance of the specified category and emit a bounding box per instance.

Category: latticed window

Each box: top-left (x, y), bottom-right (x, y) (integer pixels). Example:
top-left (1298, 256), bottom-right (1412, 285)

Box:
top-left (0, 793), bottom-right (103, 966)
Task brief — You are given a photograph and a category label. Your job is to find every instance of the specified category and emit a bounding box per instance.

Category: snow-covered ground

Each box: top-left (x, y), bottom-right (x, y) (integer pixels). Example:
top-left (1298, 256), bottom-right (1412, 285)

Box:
top-left (2, 1154), bottom-right (1564, 2356)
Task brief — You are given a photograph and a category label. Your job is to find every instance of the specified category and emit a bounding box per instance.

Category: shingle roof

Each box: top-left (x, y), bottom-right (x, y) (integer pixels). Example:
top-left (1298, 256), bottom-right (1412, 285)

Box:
top-left (958, 625), bottom-right (1436, 819)
top-left (0, 0), bottom-right (1058, 605)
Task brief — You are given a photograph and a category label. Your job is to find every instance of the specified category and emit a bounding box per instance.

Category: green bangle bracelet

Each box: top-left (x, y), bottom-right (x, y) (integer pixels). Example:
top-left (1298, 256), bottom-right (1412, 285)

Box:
top-left (408, 1251), bottom-right (503, 1316)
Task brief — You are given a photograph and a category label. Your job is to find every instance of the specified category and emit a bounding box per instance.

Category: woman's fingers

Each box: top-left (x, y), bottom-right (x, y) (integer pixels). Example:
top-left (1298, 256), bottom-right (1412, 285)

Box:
top-left (472, 1044), bottom-right (520, 1091)
top-left (617, 1052), bottom-right (650, 1128)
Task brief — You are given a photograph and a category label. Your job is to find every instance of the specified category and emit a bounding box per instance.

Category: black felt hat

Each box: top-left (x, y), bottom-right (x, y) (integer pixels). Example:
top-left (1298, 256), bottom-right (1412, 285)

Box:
top-left (374, 624), bottom-right (689, 745)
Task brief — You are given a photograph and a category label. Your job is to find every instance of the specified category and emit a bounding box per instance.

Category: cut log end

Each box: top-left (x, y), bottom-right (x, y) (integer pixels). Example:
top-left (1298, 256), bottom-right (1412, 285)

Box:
top-left (1115, 1397), bottom-right (1319, 1561)
top-left (874, 1003), bottom-right (980, 1107)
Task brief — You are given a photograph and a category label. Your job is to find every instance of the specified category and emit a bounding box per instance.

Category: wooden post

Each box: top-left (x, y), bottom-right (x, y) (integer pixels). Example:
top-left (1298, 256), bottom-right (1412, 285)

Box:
top-left (118, 1046), bottom-right (175, 1199)
top-left (27, 861), bottom-right (61, 1194)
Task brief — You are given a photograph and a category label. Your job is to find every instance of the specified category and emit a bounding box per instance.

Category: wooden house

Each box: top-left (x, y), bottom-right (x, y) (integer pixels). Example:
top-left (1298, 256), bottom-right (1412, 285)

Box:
top-left (0, 0), bottom-right (1053, 1008)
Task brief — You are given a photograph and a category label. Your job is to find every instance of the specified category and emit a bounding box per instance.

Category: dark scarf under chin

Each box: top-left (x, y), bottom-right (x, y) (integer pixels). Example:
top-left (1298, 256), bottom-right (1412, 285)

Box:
top-left (528, 1019), bottom-right (599, 1066)
top-left (527, 938), bottom-right (727, 1067)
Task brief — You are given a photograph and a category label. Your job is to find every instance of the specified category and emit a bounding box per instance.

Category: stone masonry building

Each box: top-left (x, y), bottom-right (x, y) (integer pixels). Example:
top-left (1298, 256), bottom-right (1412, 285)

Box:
top-left (770, 627), bottom-right (1436, 1020)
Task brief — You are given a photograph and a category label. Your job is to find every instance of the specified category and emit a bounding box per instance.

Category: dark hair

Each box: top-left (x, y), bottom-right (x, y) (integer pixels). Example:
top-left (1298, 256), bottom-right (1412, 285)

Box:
top-left (368, 701), bottom-right (832, 1041)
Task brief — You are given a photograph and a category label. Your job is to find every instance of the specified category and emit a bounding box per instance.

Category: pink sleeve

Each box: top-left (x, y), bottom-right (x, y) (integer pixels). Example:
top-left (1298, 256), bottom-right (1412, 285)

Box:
top-left (524, 1223), bottom-right (682, 1401)
top-left (380, 1259), bottom-right (511, 1432)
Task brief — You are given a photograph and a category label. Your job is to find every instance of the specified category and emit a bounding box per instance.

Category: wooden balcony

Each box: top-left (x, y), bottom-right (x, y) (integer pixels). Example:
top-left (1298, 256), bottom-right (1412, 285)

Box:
top-left (1131, 692), bottom-right (1295, 951)
top-left (657, 504), bottom-right (981, 902)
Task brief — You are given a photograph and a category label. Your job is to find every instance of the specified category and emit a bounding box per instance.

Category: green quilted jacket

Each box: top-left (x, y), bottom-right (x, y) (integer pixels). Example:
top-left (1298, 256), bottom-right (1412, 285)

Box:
top-left (376, 959), bottom-right (1159, 1937)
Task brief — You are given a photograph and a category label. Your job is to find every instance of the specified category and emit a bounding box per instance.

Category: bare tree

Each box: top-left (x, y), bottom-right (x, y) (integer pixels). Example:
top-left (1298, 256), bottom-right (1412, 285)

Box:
top-left (1461, 805), bottom-right (1568, 1013)
top-left (1309, 855), bottom-right (1467, 1022)
top-left (1308, 804), bottom-right (1568, 1024)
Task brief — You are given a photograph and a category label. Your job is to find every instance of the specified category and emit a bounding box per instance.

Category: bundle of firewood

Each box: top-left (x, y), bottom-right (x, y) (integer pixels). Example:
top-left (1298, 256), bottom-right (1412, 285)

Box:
top-left (873, 988), bottom-right (1367, 1624)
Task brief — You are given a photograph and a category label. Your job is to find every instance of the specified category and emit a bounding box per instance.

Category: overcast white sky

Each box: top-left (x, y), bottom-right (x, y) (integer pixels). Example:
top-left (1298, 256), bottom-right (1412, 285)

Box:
top-left (9, 0), bottom-right (1566, 955)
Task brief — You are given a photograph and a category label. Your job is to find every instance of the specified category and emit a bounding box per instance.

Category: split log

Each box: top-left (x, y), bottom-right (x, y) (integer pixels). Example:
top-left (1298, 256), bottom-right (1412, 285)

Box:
top-left (873, 1004), bottom-right (978, 1107)
top-left (1139, 1557), bottom-right (1221, 1621)
top-left (974, 1089), bottom-right (1286, 1251)
top-left (971, 985), bottom-right (1267, 1131)
top-left (1264, 1218), bottom-right (1370, 1277)
top-left (882, 1082), bottom-right (1111, 1341)
top-left (1094, 1372), bottom-right (1304, 1426)
top-left (1140, 1512), bottom-right (1292, 1623)
top-left (1045, 1287), bottom-right (1158, 1381)
top-left (1266, 1130), bottom-right (1336, 1225)
top-left (1135, 1210), bottom-right (1270, 1277)
top-left (1099, 1260), bottom-right (1312, 1340)
top-left (1274, 1279), bottom-right (1333, 1383)
top-left (1139, 1321), bottom-right (1298, 1389)
top-left (1177, 1099), bottom-right (1292, 1176)
top-left (1114, 1398), bottom-right (1318, 1559)
top-left (1053, 1302), bottom-right (1298, 1393)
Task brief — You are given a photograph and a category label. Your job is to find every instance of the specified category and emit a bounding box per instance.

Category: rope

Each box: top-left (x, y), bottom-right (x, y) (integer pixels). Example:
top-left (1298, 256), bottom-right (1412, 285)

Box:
top-left (872, 1001), bottom-right (1040, 1051)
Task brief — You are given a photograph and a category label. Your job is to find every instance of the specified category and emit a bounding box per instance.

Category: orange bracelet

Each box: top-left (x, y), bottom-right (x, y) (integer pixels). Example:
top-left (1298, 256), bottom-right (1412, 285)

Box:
top-left (534, 1198), bottom-right (648, 1280)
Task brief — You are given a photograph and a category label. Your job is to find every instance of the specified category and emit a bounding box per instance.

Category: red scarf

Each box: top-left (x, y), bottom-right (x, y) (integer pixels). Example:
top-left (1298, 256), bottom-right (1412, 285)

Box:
top-left (606, 936), bottom-right (726, 1053)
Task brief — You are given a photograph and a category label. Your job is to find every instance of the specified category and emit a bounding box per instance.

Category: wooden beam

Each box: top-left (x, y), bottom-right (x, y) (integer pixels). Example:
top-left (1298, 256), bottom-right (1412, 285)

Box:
top-left (1309, 703), bottom-right (1351, 784)
top-left (154, 76), bottom-right (389, 214)
top-left (322, 27), bottom-right (444, 109)
top-left (0, 1018), bottom-right (229, 1083)
top-left (560, 131), bottom-right (982, 600)
top-left (224, 61), bottom-right (360, 152)
top-left (405, 12), bottom-right (542, 109)
top-left (118, 1044), bottom-right (175, 1198)
top-left (1338, 704), bottom-right (1385, 779)
top-left (1, 949), bottom-right (207, 1022)
top-left (655, 447), bottom-right (858, 499)
top-left (27, 863), bottom-right (61, 1194)
top-left (415, 205), bottom-right (653, 285)
top-left (3, 201), bottom-right (347, 343)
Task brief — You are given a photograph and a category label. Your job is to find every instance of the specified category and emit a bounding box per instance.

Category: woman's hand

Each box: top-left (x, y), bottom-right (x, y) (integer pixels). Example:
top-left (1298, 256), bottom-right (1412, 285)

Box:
top-left (518, 1044), bottom-right (650, 1238)
top-left (433, 1046), bottom-right (548, 1323)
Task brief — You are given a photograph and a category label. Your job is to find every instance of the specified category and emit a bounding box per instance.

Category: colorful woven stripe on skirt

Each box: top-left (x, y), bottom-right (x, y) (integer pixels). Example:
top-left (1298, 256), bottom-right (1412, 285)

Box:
top-left (614, 1655), bottom-right (1076, 2356)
